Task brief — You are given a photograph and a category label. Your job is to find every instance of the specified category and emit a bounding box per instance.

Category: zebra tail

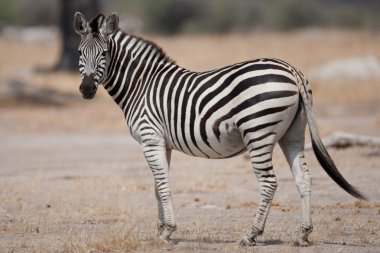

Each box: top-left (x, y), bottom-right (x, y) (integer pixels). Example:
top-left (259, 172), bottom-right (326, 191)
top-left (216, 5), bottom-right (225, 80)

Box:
top-left (299, 79), bottom-right (368, 201)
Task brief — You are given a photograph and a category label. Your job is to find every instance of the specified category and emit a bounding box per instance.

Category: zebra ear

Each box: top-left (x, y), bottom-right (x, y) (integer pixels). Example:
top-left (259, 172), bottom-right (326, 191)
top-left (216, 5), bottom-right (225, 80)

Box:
top-left (74, 12), bottom-right (88, 35)
top-left (104, 13), bottom-right (119, 36)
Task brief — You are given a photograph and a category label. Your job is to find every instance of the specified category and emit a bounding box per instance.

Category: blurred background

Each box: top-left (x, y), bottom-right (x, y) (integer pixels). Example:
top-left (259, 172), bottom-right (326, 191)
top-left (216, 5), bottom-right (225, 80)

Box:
top-left (0, 0), bottom-right (379, 134)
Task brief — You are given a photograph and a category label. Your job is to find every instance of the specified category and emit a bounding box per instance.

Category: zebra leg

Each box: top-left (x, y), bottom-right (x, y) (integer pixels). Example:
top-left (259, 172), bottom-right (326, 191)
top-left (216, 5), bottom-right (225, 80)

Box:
top-left (156, 149), bottom-right (172, 236)
top-left (279, 107), bottom-right (313, 246)
top-left (155, 186), bottom-right (165, 235)
top-left (240, 144), bottom-right (277, 246)
top-left (142, 144), bottom-right (176, 244)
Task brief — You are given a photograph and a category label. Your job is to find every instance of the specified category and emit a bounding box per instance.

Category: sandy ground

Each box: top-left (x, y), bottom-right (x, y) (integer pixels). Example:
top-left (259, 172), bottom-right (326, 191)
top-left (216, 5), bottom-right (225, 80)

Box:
top-left (0, 29), bottom-right (379, 252)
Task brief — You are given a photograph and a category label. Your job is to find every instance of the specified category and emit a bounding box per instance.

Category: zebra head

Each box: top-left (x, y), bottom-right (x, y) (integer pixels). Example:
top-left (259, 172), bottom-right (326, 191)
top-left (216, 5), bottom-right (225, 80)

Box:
top-left (74, 12), bottom-right (119, 99)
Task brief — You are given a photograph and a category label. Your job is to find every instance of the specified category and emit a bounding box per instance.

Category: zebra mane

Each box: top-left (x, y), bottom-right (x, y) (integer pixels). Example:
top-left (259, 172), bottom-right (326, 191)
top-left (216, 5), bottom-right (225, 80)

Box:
top-left (88, 13), bottom-right (106, 34)
top-left (127, 32), bottom-right (176, 65)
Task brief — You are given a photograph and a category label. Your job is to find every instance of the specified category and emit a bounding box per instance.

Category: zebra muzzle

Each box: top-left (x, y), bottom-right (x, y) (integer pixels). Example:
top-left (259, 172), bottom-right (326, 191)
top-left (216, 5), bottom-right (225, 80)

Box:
top-left (79, 74), bottom-right (97, 100)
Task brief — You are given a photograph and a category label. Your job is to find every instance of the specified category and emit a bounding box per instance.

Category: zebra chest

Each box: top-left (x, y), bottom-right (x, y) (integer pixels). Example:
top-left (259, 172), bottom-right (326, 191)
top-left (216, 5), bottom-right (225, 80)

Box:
top-left (130, 127), bottom-right (143, 144)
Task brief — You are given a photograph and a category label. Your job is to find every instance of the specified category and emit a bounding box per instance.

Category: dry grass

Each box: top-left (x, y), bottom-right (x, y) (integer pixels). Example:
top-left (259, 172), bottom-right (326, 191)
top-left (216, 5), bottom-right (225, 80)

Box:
top-left (59, 225), bottom-right (140, 253)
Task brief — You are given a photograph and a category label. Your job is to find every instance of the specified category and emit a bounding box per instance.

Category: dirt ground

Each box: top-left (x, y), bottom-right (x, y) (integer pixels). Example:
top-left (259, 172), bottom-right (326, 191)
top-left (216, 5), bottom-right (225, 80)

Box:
top-left (0, 29), bottom-right (379, 252)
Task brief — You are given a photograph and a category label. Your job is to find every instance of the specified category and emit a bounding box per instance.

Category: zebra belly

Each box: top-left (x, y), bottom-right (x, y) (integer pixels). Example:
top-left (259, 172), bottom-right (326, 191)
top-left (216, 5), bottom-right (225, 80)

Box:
top-left (173, 137), bottom-right (246, 159)
top-left (168, 120), bottom-right (246, 159)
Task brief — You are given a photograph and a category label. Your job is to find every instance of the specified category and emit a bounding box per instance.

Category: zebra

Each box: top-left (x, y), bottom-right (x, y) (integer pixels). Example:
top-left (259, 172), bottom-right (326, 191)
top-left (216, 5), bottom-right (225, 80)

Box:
top-left (74, 12), bottom-right (366, 246)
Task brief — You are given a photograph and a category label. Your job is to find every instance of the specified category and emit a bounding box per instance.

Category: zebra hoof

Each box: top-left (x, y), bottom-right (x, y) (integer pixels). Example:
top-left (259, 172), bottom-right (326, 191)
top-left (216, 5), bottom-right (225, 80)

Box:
top-left (297, 225), bottom-right (313, 246)
top-left (300, 226), bottom-right (313, 241)
top-left (157, 222), bottom-right (165, 236)
top-left (159, 235), bottom-right (176, 245)
top-left (239, 235), bottom-right (256, 247)
top-left (297, 238), bottom-right (310, 247)
top-left (158, 224), bottom-right (177, 245)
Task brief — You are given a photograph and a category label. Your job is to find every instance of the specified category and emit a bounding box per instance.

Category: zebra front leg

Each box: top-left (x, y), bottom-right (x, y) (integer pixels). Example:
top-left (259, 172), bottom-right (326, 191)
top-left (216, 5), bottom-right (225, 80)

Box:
top-left (155, 186), bottom-right (165, 235)
top-left (240, 149), bottom-right (277, 246)
top-left (143, 144), bottom-right (176, 244)
top-left (155, 149), bottom-right (172, 236)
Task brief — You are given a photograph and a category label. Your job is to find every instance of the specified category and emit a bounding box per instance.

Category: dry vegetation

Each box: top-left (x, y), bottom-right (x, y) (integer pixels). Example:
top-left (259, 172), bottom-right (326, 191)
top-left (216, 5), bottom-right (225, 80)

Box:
top-left (0, 29), bottom-right (379, 252)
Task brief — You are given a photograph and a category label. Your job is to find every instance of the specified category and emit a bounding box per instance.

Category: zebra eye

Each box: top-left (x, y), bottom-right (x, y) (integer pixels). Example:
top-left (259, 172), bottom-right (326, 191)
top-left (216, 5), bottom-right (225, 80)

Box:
top-left (101, 51), bottom-right (107, 57)
top-left (78, 50), bottom-right (82, 56)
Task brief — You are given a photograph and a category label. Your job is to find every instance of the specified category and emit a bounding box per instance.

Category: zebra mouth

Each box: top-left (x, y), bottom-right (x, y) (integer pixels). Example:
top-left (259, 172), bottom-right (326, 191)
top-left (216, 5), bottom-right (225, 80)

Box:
top-left (79, 73), bottom-right (97, 100)
top-left (82, 93), bottom-right (95, 100)
top-left (79, 84), bottom-right (97, 100)
top-left (81, 89), bottom-right (96, 100)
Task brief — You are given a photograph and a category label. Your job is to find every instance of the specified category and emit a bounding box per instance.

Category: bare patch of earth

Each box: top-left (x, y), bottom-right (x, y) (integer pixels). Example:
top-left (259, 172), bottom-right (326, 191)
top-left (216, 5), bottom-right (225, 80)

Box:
top-left (0, 133), bottom-right (379, 253)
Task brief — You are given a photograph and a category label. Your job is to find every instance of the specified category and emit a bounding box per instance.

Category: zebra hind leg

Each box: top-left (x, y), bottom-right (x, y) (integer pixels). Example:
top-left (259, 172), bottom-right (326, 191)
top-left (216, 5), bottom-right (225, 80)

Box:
top-left (240, 140), bottom-right (277, 246)
top-left (279, 106), bottom-right (313, 246)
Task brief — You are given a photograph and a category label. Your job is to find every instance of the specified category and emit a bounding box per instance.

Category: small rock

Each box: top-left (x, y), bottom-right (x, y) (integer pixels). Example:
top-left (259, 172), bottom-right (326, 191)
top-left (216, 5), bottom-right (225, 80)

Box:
top-left (200, 204), bottom-right (220, 209)
top-left (311, 56), bottom-right (380, 80)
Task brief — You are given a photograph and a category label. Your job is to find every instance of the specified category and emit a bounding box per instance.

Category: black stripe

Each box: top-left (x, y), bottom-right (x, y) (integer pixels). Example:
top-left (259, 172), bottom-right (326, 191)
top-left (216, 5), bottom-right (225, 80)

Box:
top-left (205, 74), bottom-right (296, 118)
top-left (166, 69), bottom-right (186, 150)
top-left (247, 132), bottom-right (276, 146)
top-left (148, 63), bottom-right (173, 124)
top-left (188, 65), bottom-right (250, 155)
top-left (210, 90), bottom-right (297, 140)
top-left (193, 62), bottom-right (248, 115)
top-left (260, 174), bottom-right (276, 178)
top-left (243, 120), bottom-right (282, 137)
top-left (122, 46), bottom-right (155, 108)
top-left (250, 151), bottom-right (271, 159)
top-left (172, 71), bottom-right (193, 153)
top-left (251, 144), bottom-right (272, 151)
top-left (180, 73), bottom-right (200, 156)
top-left (199, 68), bottom-right (296, 113)
top-left (236, 105), bottom-right (294, 128)
top-left (159, 67), bottom-right (176, 124)
top-left (252, 158), bottom-right (272, 164)
top-left (128, 53), bottom-right (164, 123)
top-left (106, 35), bottom-right (132, 93)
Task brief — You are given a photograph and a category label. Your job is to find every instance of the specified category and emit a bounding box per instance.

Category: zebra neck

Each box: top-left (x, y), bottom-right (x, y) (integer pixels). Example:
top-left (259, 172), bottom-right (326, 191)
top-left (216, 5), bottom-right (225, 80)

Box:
top-left (103, 31), bottom-right (182, 128)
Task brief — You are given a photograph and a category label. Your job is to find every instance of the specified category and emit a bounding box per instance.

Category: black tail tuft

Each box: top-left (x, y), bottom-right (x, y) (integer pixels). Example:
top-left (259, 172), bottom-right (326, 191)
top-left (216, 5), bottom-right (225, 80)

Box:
top-left (312, 140), bottom-right (368, 201)
top-left (298, 75), bottom-right (368, 201)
